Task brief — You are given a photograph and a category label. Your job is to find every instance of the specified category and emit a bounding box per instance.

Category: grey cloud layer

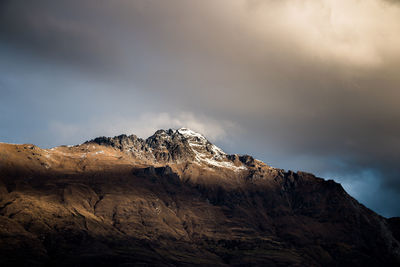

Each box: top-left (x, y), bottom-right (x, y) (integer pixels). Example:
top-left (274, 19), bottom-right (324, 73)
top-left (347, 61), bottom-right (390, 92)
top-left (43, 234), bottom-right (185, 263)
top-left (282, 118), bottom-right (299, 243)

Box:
top-left (1, 0), bottom-right (400, 216)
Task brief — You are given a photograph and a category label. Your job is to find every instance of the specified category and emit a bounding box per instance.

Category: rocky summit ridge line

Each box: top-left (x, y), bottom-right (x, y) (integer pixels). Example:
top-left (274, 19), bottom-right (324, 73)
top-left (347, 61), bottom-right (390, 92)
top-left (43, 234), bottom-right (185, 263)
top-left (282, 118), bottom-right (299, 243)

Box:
top-left (86, 128), bottom-right (246, 170)
top-left (0, 128), bottom-right (399, 266)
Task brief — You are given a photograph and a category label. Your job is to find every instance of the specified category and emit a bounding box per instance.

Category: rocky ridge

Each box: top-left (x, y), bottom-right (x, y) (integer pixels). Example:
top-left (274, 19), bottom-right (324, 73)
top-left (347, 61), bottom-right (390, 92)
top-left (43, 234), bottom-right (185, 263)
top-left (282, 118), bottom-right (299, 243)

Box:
top-left (85, 128), bottom-right (261, 182)
top-left (86, 128), bottom-right (247, 169)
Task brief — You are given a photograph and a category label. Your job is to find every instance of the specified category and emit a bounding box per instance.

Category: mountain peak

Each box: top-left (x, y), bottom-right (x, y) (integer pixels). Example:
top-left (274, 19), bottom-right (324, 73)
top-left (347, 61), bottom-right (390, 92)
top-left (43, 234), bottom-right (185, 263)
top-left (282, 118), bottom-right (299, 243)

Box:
top-left (146, 128), bottom-right (229, 166)
top-left (85, 128), bottom-right (248, 171)
top-left (174, 128), bottom-right (225, 155)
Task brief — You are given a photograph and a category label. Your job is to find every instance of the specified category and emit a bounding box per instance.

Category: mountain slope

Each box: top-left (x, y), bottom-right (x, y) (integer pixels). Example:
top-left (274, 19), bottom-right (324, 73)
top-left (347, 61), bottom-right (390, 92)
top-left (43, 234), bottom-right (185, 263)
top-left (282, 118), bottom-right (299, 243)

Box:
top-left (0, 128), bottom-right (399, 266)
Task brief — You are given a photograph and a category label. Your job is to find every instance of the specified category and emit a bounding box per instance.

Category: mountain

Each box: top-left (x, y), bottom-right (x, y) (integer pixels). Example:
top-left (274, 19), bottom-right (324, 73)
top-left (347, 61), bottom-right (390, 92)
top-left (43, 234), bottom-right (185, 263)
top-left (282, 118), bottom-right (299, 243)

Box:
top-left (0, 128), bottom-right (399, 266)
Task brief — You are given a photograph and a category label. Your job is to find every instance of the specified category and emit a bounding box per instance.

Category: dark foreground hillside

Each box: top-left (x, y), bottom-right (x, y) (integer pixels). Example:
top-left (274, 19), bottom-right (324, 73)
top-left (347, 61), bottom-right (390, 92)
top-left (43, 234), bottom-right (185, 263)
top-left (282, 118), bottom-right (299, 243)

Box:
top-left (0, 129), bottom-right (399, 266)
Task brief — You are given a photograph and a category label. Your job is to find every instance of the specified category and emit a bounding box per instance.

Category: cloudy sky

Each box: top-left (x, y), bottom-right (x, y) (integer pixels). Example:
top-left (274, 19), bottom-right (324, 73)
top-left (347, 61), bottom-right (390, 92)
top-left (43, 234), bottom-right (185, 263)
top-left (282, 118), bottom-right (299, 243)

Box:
top-left (1, 0), bottom-right (400, 217)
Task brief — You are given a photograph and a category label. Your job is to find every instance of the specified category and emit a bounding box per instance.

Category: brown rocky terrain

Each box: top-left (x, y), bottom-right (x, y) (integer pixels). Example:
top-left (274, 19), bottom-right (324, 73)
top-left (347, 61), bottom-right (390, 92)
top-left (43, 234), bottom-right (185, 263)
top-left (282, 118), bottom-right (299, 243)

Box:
top-left (0, 128), bottom-right (399, 266)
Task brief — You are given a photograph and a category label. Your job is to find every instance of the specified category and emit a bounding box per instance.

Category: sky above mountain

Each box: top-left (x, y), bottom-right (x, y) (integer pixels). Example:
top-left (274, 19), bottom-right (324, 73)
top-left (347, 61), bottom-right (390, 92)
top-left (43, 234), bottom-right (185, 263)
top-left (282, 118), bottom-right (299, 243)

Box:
top-left (1, 0), bottom-right (400, 217)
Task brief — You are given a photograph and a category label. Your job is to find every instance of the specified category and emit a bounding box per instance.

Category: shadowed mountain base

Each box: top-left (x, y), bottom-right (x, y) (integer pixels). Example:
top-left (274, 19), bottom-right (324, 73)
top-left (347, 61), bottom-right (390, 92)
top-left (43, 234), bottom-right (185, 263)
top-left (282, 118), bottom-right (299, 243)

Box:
top-left (0, 166), bottom-right (399, 266)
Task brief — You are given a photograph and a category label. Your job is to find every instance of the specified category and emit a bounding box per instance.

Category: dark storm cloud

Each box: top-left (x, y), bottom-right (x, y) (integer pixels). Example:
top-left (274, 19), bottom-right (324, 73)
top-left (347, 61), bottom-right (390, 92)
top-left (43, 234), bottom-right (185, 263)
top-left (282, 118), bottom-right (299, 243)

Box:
top-left (1, 0), bottom-right (400, 216)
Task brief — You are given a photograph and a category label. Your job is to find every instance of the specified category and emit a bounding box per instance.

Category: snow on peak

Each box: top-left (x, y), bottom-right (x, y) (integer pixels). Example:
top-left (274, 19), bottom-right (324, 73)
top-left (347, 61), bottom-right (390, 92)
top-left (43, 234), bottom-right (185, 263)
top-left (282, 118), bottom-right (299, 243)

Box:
top-left (176, 128), bottom-right (221, 152)
top-left (176, 128), bottom-right (206, 140)
top-left (175, 128), bottom-right (239, 170)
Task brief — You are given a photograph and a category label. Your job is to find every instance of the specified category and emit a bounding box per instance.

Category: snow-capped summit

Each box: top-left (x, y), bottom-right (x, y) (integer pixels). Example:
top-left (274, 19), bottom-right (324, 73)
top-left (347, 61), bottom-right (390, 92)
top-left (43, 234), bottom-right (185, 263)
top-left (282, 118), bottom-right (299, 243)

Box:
top-left (86, 128), bottom-right (248, 172)
top-left (176, 128), bottom-right (207, 141)
top-left (176, 128), bottom-right (225, 157)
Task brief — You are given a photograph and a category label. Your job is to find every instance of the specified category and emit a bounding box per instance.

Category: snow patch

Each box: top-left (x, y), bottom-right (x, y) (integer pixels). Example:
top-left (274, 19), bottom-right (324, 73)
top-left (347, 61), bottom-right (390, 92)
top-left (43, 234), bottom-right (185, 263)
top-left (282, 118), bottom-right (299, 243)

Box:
top-left (201, 157), bottom-right (247, 171)
top-left (179, 127), bottom-right (226, 156)
top-left (177, 128), bottom-right (244, 171)
top-left (191, 145), bottom-right (246, 172)
top-left (177, 128), bottom-right (206, 140)
top-left (210, 144), bottom-right (225, 157)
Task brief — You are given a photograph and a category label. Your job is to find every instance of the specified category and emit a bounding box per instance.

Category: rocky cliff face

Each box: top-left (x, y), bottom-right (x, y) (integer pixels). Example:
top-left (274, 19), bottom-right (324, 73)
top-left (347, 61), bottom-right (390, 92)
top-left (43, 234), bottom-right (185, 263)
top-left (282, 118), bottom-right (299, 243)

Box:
top-left (0, 128), bottom-right (399, 266)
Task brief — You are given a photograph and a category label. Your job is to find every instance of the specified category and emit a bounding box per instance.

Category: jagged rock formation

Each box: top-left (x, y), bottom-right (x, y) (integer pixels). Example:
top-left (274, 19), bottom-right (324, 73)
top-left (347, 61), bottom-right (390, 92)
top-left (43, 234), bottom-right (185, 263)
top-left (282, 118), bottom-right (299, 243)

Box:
top-left (86, 128), bottom-right (247, 171)
top-left (0, 128), bottom-right (399, 266)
